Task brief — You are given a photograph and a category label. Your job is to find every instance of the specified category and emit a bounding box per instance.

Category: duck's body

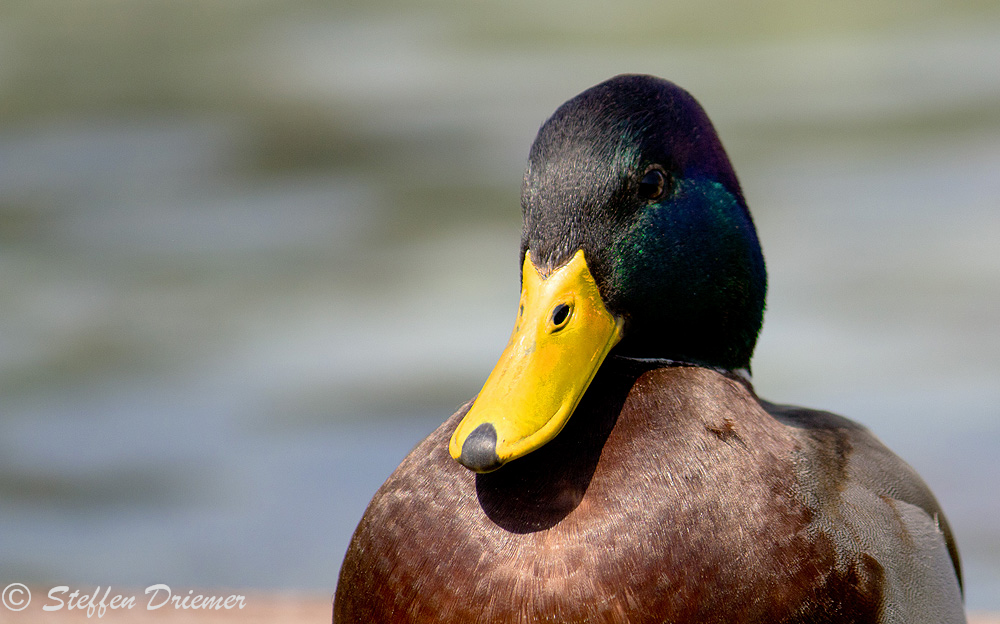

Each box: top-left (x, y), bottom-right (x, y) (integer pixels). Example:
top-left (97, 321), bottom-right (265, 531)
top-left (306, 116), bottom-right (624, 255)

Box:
top-left (336, 364), bottom-right (962, 623)
top-left (334, 75), bottom-right (965, 623)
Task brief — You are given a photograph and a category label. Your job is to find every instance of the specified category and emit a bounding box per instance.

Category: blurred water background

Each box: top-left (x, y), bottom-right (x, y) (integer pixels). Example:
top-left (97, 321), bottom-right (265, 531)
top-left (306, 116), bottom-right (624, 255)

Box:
top-left (1, 0), bottom-right (998, 610)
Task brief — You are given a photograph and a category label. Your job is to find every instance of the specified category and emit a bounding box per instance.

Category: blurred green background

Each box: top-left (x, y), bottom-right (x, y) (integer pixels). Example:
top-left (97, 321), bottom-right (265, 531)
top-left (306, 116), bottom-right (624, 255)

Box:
top-left (1, 0), bottom-right (998, 609)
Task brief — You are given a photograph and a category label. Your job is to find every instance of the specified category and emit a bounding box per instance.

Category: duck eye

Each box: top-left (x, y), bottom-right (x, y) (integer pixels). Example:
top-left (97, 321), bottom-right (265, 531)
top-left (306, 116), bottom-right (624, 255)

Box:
top-left (638, 167), bottom-right (669, 201)
top-left (550, 303), bottom-right (572, 332)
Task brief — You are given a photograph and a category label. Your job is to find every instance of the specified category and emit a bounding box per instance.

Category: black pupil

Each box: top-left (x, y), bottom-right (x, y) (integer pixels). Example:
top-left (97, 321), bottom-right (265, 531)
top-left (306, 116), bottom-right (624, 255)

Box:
top-left (639, 170), bottom-right (665, 200)
top-left (551, 303), bottom-right (571, 328)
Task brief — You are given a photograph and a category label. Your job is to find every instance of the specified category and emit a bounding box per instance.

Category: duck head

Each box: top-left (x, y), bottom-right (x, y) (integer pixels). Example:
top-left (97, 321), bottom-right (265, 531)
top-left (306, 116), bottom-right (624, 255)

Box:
top-left (449, 75), bottom-right (767, 472)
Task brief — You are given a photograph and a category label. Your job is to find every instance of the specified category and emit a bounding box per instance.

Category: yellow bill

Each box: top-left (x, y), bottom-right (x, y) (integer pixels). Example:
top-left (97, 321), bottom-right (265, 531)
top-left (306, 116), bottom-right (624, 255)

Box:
top-left (449, 249), bottom-right (624, 472)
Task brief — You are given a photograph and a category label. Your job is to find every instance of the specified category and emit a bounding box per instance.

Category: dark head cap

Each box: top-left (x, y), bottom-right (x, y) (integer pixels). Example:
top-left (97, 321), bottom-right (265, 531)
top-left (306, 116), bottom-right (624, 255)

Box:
top-left (520, 74), bottom-right (766, 370)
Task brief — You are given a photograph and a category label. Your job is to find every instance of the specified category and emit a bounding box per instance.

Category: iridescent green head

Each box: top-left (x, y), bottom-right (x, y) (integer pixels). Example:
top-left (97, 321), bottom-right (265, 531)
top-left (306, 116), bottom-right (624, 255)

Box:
top-left (520, 74), bottom-right (766, 372)
top-left (452, 75), bottom-right (767, 472)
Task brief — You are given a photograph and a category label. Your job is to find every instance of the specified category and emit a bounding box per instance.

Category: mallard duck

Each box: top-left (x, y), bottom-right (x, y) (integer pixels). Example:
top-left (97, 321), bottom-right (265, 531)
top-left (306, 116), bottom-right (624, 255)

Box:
top-left (334, 74), bottom-right (965, 623)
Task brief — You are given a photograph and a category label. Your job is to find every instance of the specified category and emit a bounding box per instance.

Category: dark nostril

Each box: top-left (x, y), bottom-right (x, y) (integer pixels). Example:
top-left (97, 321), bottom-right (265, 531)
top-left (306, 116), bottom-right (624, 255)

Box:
top-left (550, 303), bottom-right (572, 331)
